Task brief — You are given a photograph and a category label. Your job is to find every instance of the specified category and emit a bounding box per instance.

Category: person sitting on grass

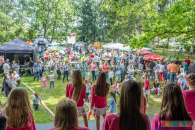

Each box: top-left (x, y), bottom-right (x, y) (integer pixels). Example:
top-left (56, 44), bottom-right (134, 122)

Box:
top-left (151, 79), bottom-right (161, 96)
top-left (33, 92), bottom-right (42, 111)
top-left (48, 100), bottom-right (90, 130)
top-left (122, 75), bottom-right (129, 83)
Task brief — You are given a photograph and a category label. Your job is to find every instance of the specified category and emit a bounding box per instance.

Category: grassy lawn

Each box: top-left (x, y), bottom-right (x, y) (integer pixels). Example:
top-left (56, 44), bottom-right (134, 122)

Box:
top-left (0, 48), bottom-right (193, 124)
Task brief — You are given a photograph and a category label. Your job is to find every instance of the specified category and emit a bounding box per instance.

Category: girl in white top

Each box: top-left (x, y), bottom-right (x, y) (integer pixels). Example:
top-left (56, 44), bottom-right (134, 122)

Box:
top-left (177, 68), bottom-right (185, 87)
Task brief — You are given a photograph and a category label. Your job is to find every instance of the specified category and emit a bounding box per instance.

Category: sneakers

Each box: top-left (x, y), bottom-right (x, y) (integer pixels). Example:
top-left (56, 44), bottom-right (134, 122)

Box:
top-left (43, 88), bottom-right (44, 90)
top-left (52, 88), bottom-right (54, 90)
top-left (49, 89), bottom-right (51, 91)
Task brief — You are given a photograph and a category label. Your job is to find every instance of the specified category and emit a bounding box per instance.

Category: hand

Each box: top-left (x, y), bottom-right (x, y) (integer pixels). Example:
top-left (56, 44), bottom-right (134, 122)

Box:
top-left (116, 104), bottom-right (119, 107)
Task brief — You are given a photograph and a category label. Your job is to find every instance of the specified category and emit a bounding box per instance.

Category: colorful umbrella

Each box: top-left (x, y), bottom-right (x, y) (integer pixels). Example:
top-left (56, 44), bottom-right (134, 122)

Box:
top-left (143, 54), bottom-right (164, 61)
top-left (136, 49), bottom-right (152, 55)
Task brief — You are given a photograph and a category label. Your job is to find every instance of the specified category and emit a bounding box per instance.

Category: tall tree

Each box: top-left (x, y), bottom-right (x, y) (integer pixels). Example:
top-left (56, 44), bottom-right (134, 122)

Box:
top-left (22, 0), bottom-right (74, 43)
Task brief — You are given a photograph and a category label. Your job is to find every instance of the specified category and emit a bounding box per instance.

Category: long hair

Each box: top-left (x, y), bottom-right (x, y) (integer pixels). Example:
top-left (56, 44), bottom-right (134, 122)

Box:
top-left (71, 69), bottom-right (84, 102)
top-left (159, 83), bottom-right (192, 120)
top-left (5, 87), bottom-right (33, 128)
top-left (95, 71), bottom-right (109, 97)
top-left (119, 80), bottom-right (147, 130)
top-left (54, 100), bottom-right (78, 130)
top-left (3, 74), bottom-right (7, 82)
top-left (109, 91), bottom-right (116, 102)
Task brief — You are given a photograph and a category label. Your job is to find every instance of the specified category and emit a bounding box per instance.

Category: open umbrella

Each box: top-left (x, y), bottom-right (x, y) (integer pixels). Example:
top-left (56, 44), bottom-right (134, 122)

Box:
top-left (136, 49), bottom-right (152, 55)
top-left (143, 54), bottom-right (164, 61)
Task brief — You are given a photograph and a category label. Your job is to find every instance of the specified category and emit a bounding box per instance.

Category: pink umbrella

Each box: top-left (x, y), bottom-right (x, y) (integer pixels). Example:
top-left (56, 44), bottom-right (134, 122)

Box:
top-left (143, 54), bottom-right (164, 61)
top-left (136, 49), bottom-right (152, 55)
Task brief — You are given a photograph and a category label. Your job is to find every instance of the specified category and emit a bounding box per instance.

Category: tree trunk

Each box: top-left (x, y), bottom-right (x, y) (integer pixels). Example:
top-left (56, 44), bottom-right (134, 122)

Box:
top-left (158, 36), bottom-right (160, 47)
top-left (43, 23), bottom-right (46, 38)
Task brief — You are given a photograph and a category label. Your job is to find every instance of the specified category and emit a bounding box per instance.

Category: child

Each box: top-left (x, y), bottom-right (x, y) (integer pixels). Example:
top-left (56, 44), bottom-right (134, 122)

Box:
top-left (48, 100), bottom-right (90, 130)
top-left (49, 71), bottom-right (55, 90)
top-left (122, 75), bottom-right (129, 83)
top-left (109, 68), bottom-right (114, 85)
top-left (87, 69), bottom-right (91, 80)
top-left (82, 70), bottom-right (86, 80)
top-left (87, 95), bottom-right (94, 120)
top-left (5, 88), bottom-right (36, 130)
top-left (33, 92), bottom-right (42, 111)
top-left (0, 113), bottom-right (6, 130)
top-left (144, 74), bottom-right (150, 106)
top-left (41, 73), bottom-right (47, 89)
top-left (85, 80), bottom-right (91, 105)
top-left (11, 77), bottom-right (17, 88)
top-left (107, 91), bottom-right (117, 114)
top-left (10, 73), bottom-right (14, 80)
top-left (99, 61), bottom-right (104, 71)
top-left (111, 81), bottom-right (121, 96)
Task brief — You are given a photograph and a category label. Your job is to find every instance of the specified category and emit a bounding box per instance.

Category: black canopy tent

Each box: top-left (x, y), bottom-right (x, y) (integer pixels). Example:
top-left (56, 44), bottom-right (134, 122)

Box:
top-left (0, 38), bottom-right (37, 73)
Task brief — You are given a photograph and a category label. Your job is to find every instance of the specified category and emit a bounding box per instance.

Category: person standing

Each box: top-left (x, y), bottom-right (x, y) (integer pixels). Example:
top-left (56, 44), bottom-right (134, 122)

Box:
top-left (29, 57), bottom-right (34, 75)
top-left (148, 61), bottom-right (155, 80)
top-left (91, 72), bottom-right (110, 130)
top-left (102, 80), bottom-right (150, 130)
top-left (179, 44), bottom-right (183, 55)
top-left (89, 61), bottom-right (97, 81)
top-left (188, 62), bottom-right (195, 74)
top-left (168, 61), bottom-right (178, 84)
top-left (185, 56), bottom-right (191, 67)
top-left (190, 45), bottom-right (193, 55)
top-left (3, 61), bottom-right (10, 75)
top-left (139, 55), bottom-right (144, 75)
top-left (63, 60), bottom-right (69, 82)
top-left (182, 60), bottom-right (188, 73)
top-left (94, 54), bottom-right (100, 68)
top-left (11, 60), bottom-right (19, 74)
top-left (66, 70), bottom-right (88, 127)
top-left (165, 56), bottom-right (171, 63)
top-left (39, 54), bottom-right (44, 62)
top-left (102, 62), bottom-right (109, 79)
top-left (33, 60), bottom-right (41, 81)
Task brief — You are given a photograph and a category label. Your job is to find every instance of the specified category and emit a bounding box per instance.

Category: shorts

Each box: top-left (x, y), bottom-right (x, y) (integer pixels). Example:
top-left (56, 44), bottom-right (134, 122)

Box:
top-left (145, 90), bottom-right (150, 96)
top-left (167, 74), bottom-right (170, 79)
top-left (139, 64), bottom-right (144, 71)
top-left (92, 106), bottom-right (107, 116)
top-left (77, 106), bottom-right (86, 117)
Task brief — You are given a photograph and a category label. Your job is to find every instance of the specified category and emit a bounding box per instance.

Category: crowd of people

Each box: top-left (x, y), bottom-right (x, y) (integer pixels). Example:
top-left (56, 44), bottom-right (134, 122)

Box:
top-left (0, 44), bottom-right (195, 130)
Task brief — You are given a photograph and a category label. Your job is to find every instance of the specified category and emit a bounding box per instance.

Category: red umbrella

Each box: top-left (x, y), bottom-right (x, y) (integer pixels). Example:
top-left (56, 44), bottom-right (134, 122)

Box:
top-left (143, 54), bottom-right (164, 61)
top-left (136, 49), bottom-right (152, 55)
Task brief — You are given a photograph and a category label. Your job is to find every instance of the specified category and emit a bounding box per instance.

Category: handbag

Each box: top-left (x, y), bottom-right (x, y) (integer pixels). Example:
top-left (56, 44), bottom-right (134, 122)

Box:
top-left (155, 90), bottom-right (158, 94)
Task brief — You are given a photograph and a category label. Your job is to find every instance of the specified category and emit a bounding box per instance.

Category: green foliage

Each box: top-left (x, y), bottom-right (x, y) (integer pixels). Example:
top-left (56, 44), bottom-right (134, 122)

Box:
top-left (184, 44), bottom-right (195, 52)
top-left (21, 0), bottom-right (74, 43)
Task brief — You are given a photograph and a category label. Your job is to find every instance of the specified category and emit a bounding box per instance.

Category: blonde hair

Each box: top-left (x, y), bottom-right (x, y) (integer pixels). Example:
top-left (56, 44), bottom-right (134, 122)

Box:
top-left (5, 87), bottom-right (33, 128)
top-left (71, 70), bottom-right (84, 102)
top-left (155, 79), bottom-right (159, 83)
top-left (54, 100), bottom-right (78, 130)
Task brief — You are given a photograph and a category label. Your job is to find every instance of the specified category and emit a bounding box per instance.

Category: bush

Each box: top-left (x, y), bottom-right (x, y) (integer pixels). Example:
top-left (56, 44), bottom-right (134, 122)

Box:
top-left (184, 44), bottom-right (195, 52)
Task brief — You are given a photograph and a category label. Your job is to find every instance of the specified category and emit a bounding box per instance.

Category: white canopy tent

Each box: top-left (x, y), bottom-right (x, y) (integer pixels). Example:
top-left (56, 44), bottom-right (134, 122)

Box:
top-left (103, 43), bottom-right (153, 53)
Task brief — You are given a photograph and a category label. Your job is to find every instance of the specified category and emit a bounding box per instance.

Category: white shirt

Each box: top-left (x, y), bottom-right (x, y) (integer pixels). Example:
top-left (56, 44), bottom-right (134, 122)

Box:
top-left (127, 69), bottom-right (134, 76)
top-left (124, 79), bottom-right (129, 82)
top-left (94, 56), bottom-right (100, 63)
top-left (109, 71), bottom-right (114, 78)
top-left (159, 65), bottom-right (164, 72)
top-left (14, 74), bottom-right (20, 80)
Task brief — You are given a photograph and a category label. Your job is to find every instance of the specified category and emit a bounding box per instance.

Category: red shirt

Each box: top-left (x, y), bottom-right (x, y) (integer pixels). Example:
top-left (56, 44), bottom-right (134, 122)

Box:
top-left (102, 65), bottom-right (109, 72)
top-left (66, 82), bottom-right (86, 107)
top-left (183, 90), bottom-right (195, 120)
top-left (151, 113), bottom-right (192, 130)
top-left (103, 113), bottom-right (150, 130)
top-left (48, 127), bottom-right (90, 130)
top-left (185, 59), bottom-right (191, 66)
top-left (91, 85), bottom-right (107, 108)
top-left (7, 114), bottom-right (36, 130)
top-left (90, 54), bottom-right (94, 58)
top-left (145, 79), bottom-right (150, 90)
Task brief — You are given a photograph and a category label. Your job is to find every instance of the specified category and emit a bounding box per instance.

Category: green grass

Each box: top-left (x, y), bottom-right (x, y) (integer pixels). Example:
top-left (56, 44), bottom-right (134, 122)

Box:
top-left (0, 48), bottom-right (192, 124)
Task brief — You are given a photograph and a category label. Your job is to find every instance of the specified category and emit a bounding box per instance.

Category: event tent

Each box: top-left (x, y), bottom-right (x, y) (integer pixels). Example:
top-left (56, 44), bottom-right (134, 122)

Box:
top-left (102, 43), bottom-right (153, 53)
top-left (74, 41), bottom-right (87, 45)
top-left (0, 37), bottom-right (37, 64)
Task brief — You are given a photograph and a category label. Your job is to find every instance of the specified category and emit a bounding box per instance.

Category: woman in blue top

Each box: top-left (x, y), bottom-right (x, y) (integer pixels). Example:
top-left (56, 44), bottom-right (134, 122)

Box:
top-left (108, 91), bottom-right (117, 113)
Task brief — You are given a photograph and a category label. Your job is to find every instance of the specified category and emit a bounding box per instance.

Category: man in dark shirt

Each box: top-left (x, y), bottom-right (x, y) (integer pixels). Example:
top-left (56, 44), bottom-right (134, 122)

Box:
top-left (39, 54), bottom-right (44, 62)
top-left (188, 63), bottom-right (195, 74)
top-left (148, 61), bottom-right (155, 80)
